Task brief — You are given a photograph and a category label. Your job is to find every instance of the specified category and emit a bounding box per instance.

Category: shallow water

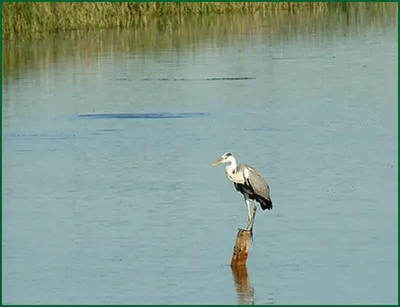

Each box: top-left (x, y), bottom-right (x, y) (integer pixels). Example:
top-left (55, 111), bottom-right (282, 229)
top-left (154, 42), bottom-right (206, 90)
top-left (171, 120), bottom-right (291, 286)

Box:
top-left (2, 8), bottom-right (398, 304)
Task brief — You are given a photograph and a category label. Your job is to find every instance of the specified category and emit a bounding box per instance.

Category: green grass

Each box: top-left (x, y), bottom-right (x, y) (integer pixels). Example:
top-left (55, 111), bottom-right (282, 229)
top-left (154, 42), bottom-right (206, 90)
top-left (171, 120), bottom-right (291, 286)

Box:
top-left (3, 2), bottom-right (393, 40)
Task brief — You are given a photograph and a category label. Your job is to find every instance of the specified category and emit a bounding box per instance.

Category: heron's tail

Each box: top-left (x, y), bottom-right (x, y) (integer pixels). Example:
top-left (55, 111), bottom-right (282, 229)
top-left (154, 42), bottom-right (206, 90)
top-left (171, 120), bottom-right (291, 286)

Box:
top-left (260, 198), bottom-right (273, 210)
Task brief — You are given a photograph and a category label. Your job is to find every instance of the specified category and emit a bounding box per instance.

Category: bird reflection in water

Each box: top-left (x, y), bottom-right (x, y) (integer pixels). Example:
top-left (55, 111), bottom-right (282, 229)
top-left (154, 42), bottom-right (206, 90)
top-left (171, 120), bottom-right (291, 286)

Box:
top-left (231, 265), bottom-right (255, 305)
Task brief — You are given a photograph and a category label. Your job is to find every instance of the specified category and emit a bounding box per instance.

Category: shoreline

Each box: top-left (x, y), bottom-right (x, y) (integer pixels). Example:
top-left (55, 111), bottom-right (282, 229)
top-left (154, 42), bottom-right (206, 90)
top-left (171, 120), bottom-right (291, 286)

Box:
top-left (2, 2), bottom-right (396, 40)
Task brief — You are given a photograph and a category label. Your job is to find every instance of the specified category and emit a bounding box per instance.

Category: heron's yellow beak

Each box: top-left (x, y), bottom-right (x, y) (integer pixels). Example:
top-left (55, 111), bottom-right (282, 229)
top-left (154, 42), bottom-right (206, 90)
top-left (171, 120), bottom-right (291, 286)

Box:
top-left (213, 158), bottom-right (223, 166)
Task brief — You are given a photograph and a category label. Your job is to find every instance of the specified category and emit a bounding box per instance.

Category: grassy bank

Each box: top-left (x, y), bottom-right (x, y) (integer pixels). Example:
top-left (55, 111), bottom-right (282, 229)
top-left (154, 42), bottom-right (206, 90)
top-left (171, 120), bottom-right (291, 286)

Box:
top-left (2, 2), bottom-right (392, 40)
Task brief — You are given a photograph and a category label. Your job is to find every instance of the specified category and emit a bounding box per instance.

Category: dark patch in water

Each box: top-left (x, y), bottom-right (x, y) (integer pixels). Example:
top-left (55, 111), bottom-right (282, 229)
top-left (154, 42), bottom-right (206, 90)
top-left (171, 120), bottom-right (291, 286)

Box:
top-left (244, 128), bottom-right (290, 132)
top-left (3, 133), bottom-right (77, 140)
top-left (97, 128), bottom-right (122, 132)
top-left (78, 112), bottom-right (210, 120)
top-left (122, 77), bottom-right (255, 81)
top-left (272, 55), bottom-right (324, 61)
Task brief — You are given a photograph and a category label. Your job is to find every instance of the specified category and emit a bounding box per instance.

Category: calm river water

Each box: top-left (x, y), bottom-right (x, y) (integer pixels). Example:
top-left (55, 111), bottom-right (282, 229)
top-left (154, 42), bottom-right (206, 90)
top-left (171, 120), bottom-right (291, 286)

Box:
top-left (2, 8), bottom-right (398, 305)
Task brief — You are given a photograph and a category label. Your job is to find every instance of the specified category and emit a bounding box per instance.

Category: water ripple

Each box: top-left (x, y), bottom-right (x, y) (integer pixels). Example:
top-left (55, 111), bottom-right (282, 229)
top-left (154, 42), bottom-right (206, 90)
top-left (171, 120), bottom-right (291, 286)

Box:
top-left (77, 112), bottom-right (211, 119)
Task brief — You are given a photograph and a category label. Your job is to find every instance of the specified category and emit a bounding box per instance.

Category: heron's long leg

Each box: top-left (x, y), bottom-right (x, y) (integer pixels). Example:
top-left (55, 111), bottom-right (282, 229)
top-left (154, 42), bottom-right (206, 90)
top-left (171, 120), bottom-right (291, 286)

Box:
top-left (244, 195), bottom-right (252, 229)
top-left (249, 200), bottom-right (258, 237)
top-left (250, 200), bottom-right (257, 229)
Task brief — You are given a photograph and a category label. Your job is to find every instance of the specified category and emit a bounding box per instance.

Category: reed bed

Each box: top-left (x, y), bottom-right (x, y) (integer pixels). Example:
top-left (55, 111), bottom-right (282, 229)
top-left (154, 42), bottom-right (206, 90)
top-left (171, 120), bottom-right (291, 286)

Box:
top-left (2, 2), bottom-right (393, 40)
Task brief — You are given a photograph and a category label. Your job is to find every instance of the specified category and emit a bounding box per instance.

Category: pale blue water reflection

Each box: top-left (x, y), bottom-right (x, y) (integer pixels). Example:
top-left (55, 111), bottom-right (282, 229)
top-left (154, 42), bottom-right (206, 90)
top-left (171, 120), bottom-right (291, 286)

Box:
top-left (2, 10), bottom-right (398, 304)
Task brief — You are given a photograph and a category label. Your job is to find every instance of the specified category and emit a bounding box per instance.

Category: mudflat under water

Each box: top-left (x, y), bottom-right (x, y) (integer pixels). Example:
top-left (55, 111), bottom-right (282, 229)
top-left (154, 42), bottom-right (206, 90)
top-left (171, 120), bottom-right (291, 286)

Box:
top-left (2, 8), bottom-right (398, 304)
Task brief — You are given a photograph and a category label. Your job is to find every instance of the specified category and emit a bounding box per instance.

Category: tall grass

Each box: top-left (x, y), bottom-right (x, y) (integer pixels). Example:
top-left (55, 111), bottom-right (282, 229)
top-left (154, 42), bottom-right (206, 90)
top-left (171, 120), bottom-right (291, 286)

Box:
top-left (3, 2), bottom-right (392, 40)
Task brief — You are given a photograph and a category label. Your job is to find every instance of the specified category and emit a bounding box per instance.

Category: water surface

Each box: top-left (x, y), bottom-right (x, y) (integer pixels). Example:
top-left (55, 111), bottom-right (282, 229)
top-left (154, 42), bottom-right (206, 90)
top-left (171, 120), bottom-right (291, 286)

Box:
top-left (2, 8), bottom-right (398, 304)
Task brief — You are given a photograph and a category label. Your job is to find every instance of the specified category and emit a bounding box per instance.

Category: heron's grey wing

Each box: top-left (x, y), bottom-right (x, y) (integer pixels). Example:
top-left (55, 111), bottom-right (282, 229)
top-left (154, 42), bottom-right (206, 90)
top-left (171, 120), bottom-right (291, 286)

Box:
top-left (241, 164), bottom-right (271, 201)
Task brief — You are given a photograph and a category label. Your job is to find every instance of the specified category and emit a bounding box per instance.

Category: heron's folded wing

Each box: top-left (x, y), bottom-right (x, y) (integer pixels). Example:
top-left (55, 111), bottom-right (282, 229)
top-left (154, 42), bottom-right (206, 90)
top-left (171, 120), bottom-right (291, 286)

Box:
top-left (243, 164), bottom-right (271, 200)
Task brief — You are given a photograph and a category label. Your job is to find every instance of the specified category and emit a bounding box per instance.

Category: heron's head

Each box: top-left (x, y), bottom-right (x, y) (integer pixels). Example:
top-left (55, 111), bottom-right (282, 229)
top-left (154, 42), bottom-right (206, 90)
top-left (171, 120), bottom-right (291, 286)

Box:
top-left (213, 152), bottom-right (235, 166)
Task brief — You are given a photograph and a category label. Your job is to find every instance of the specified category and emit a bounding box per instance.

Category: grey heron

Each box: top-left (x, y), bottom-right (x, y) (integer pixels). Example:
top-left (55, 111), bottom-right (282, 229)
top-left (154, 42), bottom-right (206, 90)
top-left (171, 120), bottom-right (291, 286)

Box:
top-left (213, 152), bottom-right (273, 230)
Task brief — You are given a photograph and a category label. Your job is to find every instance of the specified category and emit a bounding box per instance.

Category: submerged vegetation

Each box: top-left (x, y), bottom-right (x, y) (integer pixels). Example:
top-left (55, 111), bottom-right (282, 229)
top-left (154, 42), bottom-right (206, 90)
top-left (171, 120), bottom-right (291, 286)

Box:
top-left (2, 2), bottom-right (396, 40)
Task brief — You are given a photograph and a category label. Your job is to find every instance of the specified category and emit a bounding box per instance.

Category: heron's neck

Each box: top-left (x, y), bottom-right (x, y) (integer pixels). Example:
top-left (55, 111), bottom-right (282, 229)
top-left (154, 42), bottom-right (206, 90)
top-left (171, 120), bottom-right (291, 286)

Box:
top-left (225, 158), bottom-right (243, 183)
top-left (225, 158), bottom-right (238, 176)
